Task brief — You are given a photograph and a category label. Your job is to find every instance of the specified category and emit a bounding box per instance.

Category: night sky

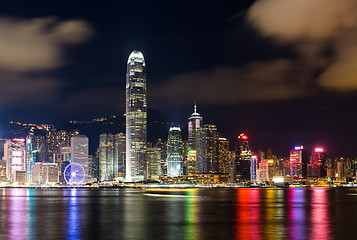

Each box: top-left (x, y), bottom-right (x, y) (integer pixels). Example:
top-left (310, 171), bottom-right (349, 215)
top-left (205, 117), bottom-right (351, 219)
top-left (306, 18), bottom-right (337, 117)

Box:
top-left (1, 0), bottom-right (357, 157)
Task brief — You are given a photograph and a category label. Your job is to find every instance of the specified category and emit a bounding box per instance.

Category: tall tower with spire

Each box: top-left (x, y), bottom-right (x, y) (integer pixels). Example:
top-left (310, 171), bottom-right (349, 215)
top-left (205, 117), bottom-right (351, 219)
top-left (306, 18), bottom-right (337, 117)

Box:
top-left (125, 50), bottom-right (147, 182)
top-left (188, 103), bottom-right (203, 150)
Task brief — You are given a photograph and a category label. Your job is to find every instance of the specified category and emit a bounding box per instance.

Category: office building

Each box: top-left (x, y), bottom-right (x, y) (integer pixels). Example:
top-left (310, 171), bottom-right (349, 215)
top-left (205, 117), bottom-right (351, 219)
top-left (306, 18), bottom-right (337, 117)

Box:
top-left (126, 50), bottom-right (147, 182)
top-left (4, 139), bottom-right (26, 182)
top-left (235, 133), bottom-right (251, 181)
top-left (196, 124), bottom-right (219, 174)
top-left (167, 127), bottom-right (183, 177)
top-left (308, 148), bottom-right (327, 178)
top-left (188, 103), bottom-right (203, 150)
top-left (71, 135), bottom-right (89, 182)
top-left (251, 155), bottom-right (258, 182)
top-left (147, 147), bottom-right (162, 180)
top-left (99, 133), bottom-right (125, 181)
top-left (290, 146), bottom-right (303, 177)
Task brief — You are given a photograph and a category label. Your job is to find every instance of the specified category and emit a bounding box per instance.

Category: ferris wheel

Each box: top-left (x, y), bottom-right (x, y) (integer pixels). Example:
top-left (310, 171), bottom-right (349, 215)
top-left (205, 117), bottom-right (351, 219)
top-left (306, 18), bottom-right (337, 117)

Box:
top-left (64, 163), bottom-right (85, 185)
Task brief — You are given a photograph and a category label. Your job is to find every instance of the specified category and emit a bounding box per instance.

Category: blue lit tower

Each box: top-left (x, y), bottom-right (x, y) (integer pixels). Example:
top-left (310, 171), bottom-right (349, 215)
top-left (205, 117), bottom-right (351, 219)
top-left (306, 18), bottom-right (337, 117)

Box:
top-left (251, 155), bottom-right (258, 182)
top-left (167, 127), bottom-right (183, 177)
top-left (126, 50), bottom-right (147, 182)
top-left (25, 136), bottom-right (34, 183)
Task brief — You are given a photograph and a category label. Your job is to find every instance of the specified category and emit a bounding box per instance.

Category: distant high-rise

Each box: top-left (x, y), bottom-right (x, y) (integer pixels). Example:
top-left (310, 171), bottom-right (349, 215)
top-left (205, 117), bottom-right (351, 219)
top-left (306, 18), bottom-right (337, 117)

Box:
top-left (234, 133), bottom-right (251, 181)
top-left (71, 135), bottom-right (89, 182)
top-left (188, 103), bottom-right (203, 150)
top-left (99, 133), bottom-right (125, 181)
top-left (218, 137), bottom-right (230, 174)
top-left (126, 50), bottom-right (147, 182)
top-left (25, 136), bottom-right (34, 183)
top-left (196, 124), bottom-right (219, 174)
top-left (290, 146), bottom-right (303, 177)
top-left (147, 147), bottom-right (162, 180)
top-left (167, 127), bottom-right (183, 177)
top-left (308, 148), bottom-right (326, 177)
top-left (4, 139), bottom-right (26, 182)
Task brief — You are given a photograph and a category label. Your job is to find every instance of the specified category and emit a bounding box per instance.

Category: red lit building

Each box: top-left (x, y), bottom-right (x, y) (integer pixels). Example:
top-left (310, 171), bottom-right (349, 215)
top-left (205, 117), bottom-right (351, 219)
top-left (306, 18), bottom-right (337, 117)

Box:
top-left (308, 148), bottom-right (327, 178)
top-left (290, 146), bottom-right (303, 177)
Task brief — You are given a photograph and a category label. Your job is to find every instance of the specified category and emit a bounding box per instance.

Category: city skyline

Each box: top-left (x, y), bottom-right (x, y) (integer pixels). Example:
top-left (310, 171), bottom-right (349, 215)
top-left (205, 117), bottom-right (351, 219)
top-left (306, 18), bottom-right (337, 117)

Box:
top-left (0, 1), bottom-right (357, 157)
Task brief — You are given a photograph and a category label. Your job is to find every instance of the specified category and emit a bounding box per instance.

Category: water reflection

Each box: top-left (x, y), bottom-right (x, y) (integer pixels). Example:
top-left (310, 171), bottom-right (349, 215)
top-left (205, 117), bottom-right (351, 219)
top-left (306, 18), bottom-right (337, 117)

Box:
top-left (235, 188), bottom-right (262, 240)
top-left (7, 188), bottom-right (27, 240)
top-left (287, 189), bottom-right (306, 240)
top-left (0, 187), bottom-right (347, 240)
top-left (184, 189), bottom-right (199, 240)
top-left (310, 188), bottom-right (332, 240)
top-left (26, 189), bottom-right (36, 239)
top-left (66, 189), bottom-right (80, 240)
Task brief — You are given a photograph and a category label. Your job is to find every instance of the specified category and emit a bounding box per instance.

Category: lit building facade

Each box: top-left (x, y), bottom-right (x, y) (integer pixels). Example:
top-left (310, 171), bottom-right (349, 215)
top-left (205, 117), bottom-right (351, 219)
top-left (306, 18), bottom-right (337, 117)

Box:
top-left (290, 146), bottom-right (303, 177)
top-left (188, 103), bottom-right (203, 150)
top-left (71, 135), bottom-right (89, 182)
top-left (167, 127), bottom-right (183, 177)
top-left (126, 50), bottom-right (147, 182)
top-left (155, 139), bottom-right (167, 176)
top-left (258, 160), bottom-right (269, 182)
top-left (251, 155), bottom-right (258, 182)
top-left (235, 133), bottom-right (251, 181)
top-left (187, 150), bottom-right (197, 175)
top-left (196, 124), bottom-right (219, 174)
top-left (4, 139), bottom-right (26, 182)
top-left (99, 133), bottom-right (125, 181)
top-left (0, 161), bottom-right (6, 182)
top-left (308, 148), bottom-right (327, 178)
top-left (218, 138), bottom-right (229, 174)
top-left (42, 163), bottom-right (59, 183)
top-left (147, 147), bottom-right (162, 180)
top-left (26, 136), bottom-right (34, 182)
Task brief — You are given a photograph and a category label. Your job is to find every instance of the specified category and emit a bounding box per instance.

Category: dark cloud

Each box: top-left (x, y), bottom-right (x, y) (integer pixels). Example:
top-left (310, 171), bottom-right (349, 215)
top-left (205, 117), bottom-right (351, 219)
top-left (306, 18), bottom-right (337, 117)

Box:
top-left (0, 71), bottom-right (60, 107)
top-left (58, 87), bottom-right (125, 116)
top-left (247, 0), bottom-right (357, 91)
top-left (151, 59), bottom-right (309, 107)
top-left (0, 16), bottom-right (93, 109)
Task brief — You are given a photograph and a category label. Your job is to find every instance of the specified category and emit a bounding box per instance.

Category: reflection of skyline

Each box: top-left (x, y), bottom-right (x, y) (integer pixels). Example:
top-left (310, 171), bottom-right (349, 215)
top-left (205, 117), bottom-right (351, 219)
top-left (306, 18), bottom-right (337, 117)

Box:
top-left (310, 189), bottom-right (332, 240)
top-left (184, 189), bottom-right (199, 240)
top-left (0, 188), bottom-right (342, 240)
top-left (287, 189), bottom-right (306, 240)
top-left (67, 189), bottom-right (80, 239)
top-left (7, 188), bottom-right (27, 240)
top-left (233, 188), bottom-right (333, 240)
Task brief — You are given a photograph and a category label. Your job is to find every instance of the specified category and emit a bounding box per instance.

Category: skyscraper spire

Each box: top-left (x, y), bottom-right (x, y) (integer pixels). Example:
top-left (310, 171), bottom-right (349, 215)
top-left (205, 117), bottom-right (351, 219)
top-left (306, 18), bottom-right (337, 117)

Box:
top-left (188, 102), bottom-right (203, 150)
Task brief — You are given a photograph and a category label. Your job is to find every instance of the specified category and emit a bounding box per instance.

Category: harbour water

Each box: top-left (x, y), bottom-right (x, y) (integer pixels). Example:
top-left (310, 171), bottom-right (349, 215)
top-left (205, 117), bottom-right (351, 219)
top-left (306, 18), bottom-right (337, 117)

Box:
top-left (0, 187), bottom-right (356, 239)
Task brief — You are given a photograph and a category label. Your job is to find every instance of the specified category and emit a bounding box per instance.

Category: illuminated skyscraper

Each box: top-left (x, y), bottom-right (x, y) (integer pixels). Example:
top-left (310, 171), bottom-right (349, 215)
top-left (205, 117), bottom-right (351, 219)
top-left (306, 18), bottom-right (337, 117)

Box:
top-left (126, 50), bottom-right (147, 182)
top-left (251, 155), bottom-right (258, 182)
top-left (4, 139), bottom-right (26, 182)
top-left (290, 146), bottom-right (303, 177)
top-left (147, 147), bottom-right (162, 180)
top-left (196, 124), bottom-right (219, 174)
top-left (71, 135), bottom-right (89, 182)
top-left (218, 138), bottom-right (230, 174)
top-left (99, 134), bottom-right (120, 181)
top-left (188, 103), bottom-right (203, 150)
top-left (234, 133), bottom-right (251, 181)
top-left (25, 136), bottom-right (34, 182)
top-left (308, 148), bottom-right (327, 178)
top-left (167, 127), bottom-right (183, 177)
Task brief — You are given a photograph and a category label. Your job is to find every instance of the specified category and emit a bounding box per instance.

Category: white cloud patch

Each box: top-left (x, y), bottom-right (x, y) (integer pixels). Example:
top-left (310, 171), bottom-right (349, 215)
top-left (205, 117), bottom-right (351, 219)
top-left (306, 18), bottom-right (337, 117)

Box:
top-left (247, 0), bottom-right (357, 91)
top-left (0, 16), bottom-right (93, 71)
top-left (0, 16), bottom-right (93, 108)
